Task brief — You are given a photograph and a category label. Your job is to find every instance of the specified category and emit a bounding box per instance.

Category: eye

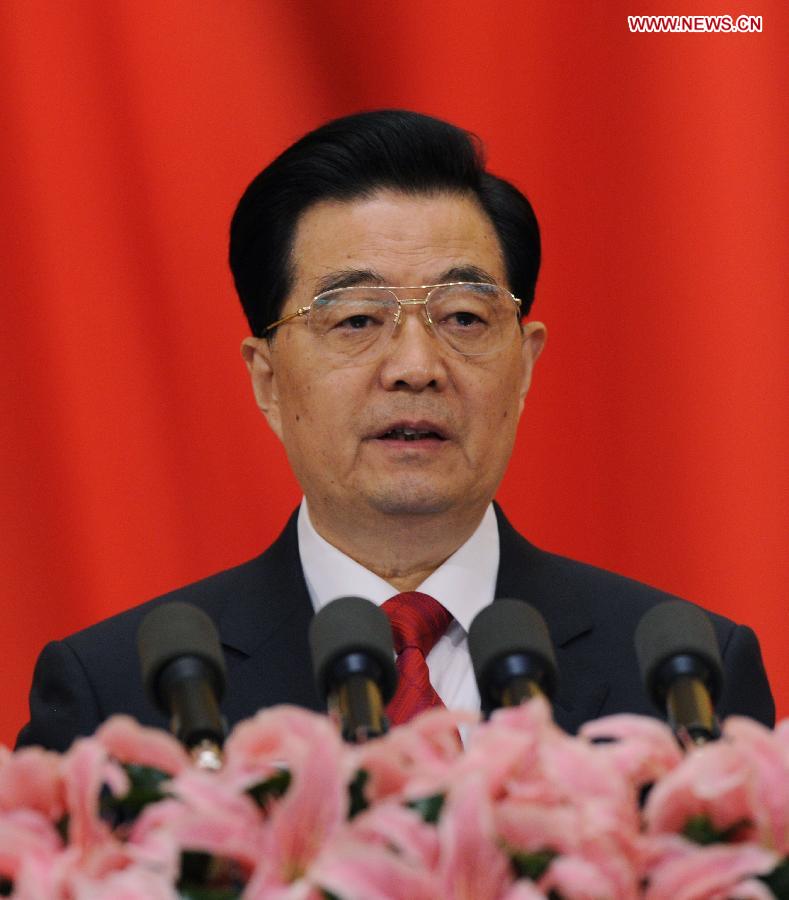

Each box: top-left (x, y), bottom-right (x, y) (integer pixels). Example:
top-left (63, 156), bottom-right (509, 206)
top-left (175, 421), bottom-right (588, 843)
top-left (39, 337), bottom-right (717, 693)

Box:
top-left (431, 285), bottom-right (496, 333)
top-left (438, 307), bottom-right (490, 332)
top-left (315, 297), bottom-right (392, 335)
top-left (336, 313), bottom-right (377, 330)
top-left (448, 310), bottom-right (485, 328)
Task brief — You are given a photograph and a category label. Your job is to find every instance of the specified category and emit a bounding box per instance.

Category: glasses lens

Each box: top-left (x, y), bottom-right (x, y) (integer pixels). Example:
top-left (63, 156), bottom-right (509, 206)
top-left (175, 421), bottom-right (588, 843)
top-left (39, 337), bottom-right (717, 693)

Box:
top-left (428, 283), bottom-right (517, 355)
top-left (309, 287), bottom-right (398, 362)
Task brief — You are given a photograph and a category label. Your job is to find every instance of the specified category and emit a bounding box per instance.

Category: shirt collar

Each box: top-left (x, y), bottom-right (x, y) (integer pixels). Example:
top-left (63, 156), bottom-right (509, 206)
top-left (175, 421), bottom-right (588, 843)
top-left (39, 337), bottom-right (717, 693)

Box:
top-left (297, 499), bottom-right (499, 634)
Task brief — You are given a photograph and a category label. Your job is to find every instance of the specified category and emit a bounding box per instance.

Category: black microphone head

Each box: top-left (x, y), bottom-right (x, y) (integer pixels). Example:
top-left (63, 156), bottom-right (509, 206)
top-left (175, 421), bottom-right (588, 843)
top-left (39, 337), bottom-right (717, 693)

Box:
top-left (634, 600), bottom-right (724, 708)
top-left (309, 596), bottom-right (398, 703)
top-left (137, 601), bottom-right (227, 714)
top-left (468, 599), bottom-right (558, 704)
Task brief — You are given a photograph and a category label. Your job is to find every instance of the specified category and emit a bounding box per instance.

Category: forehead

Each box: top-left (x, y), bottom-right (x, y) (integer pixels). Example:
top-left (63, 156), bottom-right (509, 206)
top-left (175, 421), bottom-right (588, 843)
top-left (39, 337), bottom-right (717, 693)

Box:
top-left (288, 190), bottom-right (508, 298)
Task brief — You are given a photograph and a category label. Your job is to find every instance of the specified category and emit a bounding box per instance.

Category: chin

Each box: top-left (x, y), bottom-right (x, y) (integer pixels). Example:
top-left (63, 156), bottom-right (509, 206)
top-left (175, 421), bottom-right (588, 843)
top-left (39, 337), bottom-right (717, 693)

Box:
top-left (363, 483), bottom-right (464, 518)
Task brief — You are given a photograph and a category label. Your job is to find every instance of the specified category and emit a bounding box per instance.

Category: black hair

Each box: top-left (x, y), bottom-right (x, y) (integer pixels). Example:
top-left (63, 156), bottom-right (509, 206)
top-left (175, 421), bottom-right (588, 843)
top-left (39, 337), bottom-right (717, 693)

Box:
top-left (229, 109), bottom-right (540, 336)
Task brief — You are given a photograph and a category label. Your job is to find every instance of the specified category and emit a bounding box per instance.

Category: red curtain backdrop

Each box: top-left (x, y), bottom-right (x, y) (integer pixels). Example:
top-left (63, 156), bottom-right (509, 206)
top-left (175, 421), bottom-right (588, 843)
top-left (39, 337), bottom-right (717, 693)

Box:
top-left (1, 2), bottom-right (786, 748)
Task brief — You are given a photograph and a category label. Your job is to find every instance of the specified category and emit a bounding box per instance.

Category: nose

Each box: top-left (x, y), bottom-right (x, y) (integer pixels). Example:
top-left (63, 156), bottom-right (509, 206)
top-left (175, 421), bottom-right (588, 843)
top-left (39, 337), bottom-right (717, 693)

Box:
top-left (377, 303), bottom-right (448, 392)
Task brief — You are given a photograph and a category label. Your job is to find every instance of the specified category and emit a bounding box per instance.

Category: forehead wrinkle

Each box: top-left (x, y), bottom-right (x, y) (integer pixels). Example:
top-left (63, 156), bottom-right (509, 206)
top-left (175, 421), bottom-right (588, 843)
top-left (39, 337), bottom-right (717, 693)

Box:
top-left (313, 268), bottom-right (387, 295)
top-left (437, 264), bottom-right (500, 285)
top-left (291, 191), bottom-right (509, 304)
top-left (317, 234), bottom-right (504, 286)
top-left (314, 264), bottom-right (501, 297)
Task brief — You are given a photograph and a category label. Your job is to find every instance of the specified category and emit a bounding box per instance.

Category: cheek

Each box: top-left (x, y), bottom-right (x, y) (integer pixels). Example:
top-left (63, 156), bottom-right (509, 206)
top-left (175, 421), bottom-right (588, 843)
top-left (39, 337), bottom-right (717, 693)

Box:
top-left (278, 368), bottom-right (354, 449)
top-left (273, 365), bottom-right (317, 450)
top-left (467, 359), bottom-right (524, 427)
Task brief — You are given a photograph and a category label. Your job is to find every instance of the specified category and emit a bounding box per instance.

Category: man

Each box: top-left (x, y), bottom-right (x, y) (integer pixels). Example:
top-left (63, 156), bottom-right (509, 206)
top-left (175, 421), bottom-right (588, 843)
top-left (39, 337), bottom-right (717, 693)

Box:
top-left (17, 110), bottom-right (774, 751)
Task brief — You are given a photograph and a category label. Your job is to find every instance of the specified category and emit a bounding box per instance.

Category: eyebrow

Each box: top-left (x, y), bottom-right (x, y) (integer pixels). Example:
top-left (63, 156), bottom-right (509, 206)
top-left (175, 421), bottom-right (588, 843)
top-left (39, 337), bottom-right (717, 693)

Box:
top-left (313, 264), bottom-right (499, 296)
top-left (437, 265), bottom-right (499, 285)
top-left (313, 269), bottom-right (387, 295)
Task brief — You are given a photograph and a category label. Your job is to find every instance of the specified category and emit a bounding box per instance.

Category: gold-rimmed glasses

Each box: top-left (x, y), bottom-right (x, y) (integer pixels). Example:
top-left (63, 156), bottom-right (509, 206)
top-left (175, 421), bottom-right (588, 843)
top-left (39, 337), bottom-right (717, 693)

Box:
top-left (263, 282), bottom-right (522, 367)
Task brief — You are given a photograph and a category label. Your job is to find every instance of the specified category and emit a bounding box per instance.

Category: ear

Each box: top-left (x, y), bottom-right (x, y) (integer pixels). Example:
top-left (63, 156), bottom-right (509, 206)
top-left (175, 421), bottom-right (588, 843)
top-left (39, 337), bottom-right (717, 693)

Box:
top-left (518, 321), bottom-right (547, 407)
top-left (241, 336), bottom-right (283, 440)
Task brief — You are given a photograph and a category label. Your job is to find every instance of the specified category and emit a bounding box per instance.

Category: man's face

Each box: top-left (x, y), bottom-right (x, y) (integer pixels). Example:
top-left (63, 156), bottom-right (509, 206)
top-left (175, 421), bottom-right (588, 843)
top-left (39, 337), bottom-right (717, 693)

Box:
top-left (243, 189), bottom-right (545, 531)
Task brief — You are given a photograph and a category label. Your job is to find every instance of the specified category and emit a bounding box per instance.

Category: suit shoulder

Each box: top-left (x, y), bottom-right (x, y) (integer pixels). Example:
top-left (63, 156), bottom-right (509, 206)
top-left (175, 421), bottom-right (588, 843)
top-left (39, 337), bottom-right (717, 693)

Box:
top-left (63, 550), bottom-right (270, 661)
top-left (537, 547), bottom-right (737, 632)
top-left (64, 511), bottom-right (299, 658)
top-left (495, 508), bottom-right (740, 639)
top-left (532, 546), bottom-right (683, 607)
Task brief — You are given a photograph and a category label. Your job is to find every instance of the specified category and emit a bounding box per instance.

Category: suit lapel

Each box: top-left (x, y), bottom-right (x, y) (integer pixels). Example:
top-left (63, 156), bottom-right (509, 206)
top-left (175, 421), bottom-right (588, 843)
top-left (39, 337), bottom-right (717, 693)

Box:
top-left (493, 504), bottom-right (610, 732)
top-left (216, 512), bottom-right (324, 725)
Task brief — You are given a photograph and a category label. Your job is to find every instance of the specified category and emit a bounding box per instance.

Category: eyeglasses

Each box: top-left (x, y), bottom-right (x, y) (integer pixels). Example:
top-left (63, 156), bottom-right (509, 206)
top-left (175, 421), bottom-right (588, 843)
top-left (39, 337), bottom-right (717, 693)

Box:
top-left (263, 282), bottom-right (522, 367)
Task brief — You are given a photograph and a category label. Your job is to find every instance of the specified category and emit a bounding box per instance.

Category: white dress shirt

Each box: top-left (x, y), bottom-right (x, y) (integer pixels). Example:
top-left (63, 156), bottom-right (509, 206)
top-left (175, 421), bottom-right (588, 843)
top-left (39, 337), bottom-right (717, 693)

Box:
top-left (297, 498), bottom-right (500, 712)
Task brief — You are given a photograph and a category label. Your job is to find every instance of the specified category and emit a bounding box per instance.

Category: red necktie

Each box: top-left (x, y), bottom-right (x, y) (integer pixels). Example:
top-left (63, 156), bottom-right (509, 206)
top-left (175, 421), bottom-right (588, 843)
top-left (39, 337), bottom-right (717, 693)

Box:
top-left (382, 591), bottom-right (453, 725)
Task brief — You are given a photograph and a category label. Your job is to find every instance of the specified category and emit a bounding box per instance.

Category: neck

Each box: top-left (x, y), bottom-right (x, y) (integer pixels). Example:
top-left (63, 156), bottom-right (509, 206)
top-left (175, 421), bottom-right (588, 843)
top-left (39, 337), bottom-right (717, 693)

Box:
top-left (306, 501), bottom-right (488, 592)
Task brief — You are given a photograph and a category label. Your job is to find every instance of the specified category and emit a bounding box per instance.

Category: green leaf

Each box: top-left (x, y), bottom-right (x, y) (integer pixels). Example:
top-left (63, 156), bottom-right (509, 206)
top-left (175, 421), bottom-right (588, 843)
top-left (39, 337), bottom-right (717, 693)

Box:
top-left (246, 769), bottom-right (292, 812)
top-left (124, 763), bottom-right (170, 797)
top-left (100, 764), bottom-right (170, 827)
top-left (406, 793), bottom-right (445, 824)
top-left (0, 878), bottom-right (13, 897)
top-left (348, 769), bottom-right (369, 818)
top-left (681, 814), bottom-right (751, 845)
top-left (177, 852), bottom-right (247, 896)
top-left (179, 851), bottom-right (213, 887)
top-left (178, 889), bottom-right (241, 900)
top-left (760, 857), bottom-right (789, 899)
top-left (56, 814), bottom-right (70, 843)
top-left (510, 849), bottom-right (557, 881)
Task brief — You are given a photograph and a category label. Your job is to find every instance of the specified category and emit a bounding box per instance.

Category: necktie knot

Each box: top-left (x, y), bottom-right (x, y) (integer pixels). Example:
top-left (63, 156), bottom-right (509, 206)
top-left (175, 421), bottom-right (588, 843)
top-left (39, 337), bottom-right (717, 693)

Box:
top-left (382, 591), bottom-right (453, 657)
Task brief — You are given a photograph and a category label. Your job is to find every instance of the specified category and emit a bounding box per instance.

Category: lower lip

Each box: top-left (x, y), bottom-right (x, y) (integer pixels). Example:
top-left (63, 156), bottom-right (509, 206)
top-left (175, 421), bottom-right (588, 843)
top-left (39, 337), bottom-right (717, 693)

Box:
top-left (372, 436), bottom-right (447, 452)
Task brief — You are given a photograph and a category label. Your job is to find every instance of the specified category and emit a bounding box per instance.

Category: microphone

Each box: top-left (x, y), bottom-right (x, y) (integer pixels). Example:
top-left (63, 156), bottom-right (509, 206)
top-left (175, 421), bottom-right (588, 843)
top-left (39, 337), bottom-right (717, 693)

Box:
top-left (309, 596), bottom-right (397, 743)
top-left (634, 600), bottom-right (723, 747)
top-left (137, 601), bottom-right (227, 768)
top-left (468, 599), bottom-right (558, 715)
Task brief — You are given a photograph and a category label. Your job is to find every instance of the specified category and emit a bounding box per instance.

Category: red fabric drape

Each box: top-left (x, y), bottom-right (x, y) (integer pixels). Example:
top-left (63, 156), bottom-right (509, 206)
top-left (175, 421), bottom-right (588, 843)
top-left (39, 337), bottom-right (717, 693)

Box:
top-left (1, 2), bottom-right (786, 747)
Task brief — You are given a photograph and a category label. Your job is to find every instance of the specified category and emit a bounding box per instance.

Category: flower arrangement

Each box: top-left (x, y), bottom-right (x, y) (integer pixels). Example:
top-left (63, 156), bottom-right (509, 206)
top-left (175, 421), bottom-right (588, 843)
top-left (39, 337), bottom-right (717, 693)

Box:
top-left (2, 700), bottom-right (788, 899)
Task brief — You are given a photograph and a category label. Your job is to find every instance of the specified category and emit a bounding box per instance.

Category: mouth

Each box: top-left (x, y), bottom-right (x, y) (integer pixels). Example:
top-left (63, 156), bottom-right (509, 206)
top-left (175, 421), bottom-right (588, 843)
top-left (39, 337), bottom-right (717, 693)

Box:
top-left (373, 422), bottom-right (448, 443)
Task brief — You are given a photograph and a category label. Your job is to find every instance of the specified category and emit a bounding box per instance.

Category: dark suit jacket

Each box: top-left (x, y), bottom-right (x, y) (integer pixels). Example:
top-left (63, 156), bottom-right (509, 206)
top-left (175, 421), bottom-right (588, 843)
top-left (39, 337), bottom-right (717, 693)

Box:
top-left (17, 506), bottom-right (775, 751)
